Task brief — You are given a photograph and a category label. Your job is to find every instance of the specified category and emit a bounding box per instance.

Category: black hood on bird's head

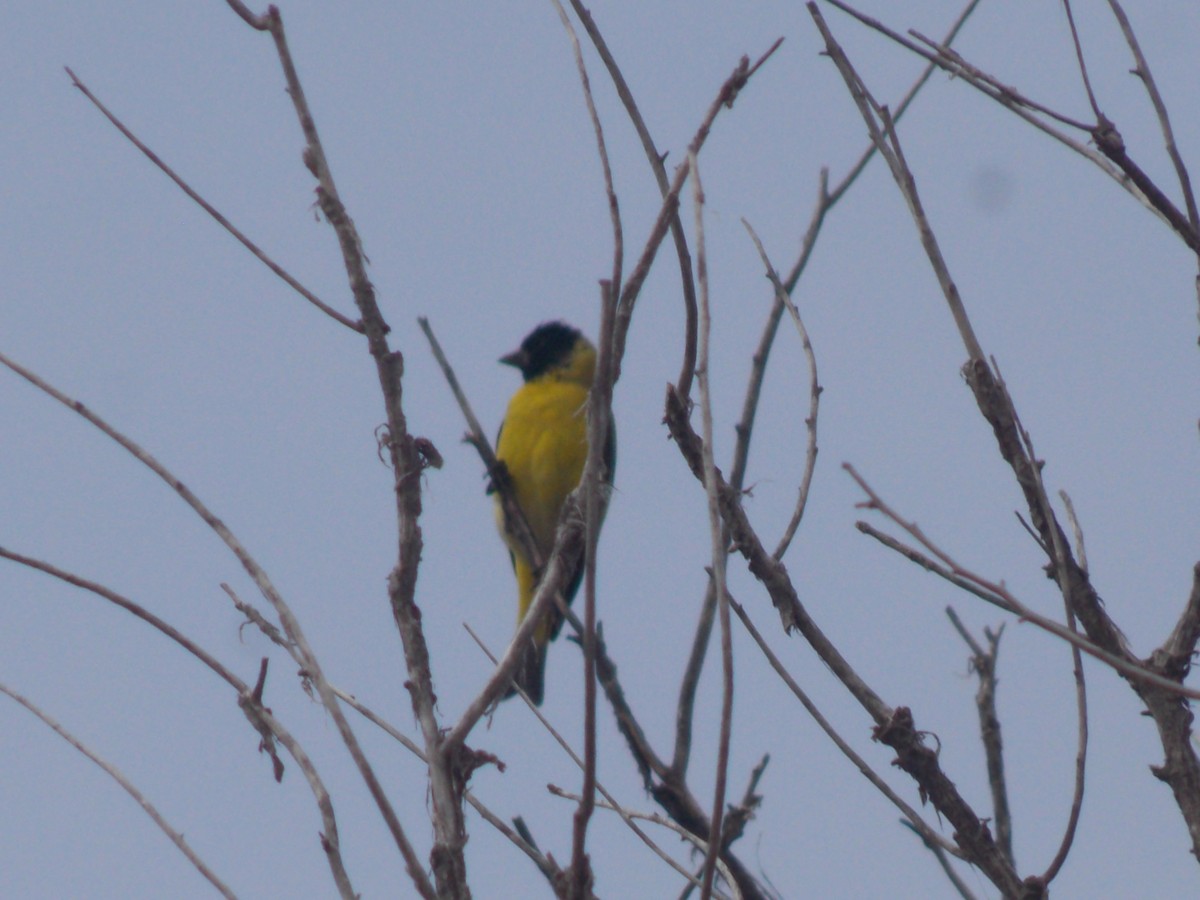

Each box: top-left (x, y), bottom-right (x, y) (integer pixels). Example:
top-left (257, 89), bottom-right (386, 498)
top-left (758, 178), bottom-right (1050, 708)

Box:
top-left (500, 321), bottom-right (582, 382)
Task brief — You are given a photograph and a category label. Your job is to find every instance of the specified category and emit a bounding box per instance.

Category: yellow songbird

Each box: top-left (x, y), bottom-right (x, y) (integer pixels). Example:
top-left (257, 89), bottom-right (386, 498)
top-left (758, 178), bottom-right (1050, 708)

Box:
top-left (492, 321), bottom-right (616, 705)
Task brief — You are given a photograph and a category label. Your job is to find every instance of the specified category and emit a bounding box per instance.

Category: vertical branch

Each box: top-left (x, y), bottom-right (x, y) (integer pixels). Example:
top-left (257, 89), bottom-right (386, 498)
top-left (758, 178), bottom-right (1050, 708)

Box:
top-left (1104, 0), bottom-right (1200, 242)
top-left (229, 6), bottom-right (457, 896)
top-left (671, 582), bottom-right (718, 780)
top-left (1060, 0), bottom-right (1103, 120)
top-left (732, 0), bottom-right (982, 503)
top-left (1004, 389), bottom-right (1097, 888)
top-left (611, 41), bottom-right (782, 387)
top-left (690, 153), bottom-right (734, 900)
top-left (1040, 607), bottom-right (1088, 884)
top-left (1103, 0), bottom-right (1200, 320)
top-left (946, 610), bottom-right (1014, 867)
top-left (565, 0), bottom-right (697, 397)
top-left (551, 0), bottom-right (622, 293)
top-left (569, 283), bottom-right (619, 898)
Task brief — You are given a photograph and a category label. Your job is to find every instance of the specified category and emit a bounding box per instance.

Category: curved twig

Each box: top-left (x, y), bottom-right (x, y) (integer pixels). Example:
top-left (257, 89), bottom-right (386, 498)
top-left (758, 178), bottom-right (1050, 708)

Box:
top-left (63, 67), bottom-right (361, 333)
top-left (565, 0), bottom-right (699, 398)
top-left (0, 547), bottom-right (357, 897)
top-left (1, 681), bottom-right (241, 900)
top-left (0, 348), bottom-right (409, 896)
top-left (612, 39), bottom-right (783, 388)
top-left (740, 220), bottom-right (821, 561)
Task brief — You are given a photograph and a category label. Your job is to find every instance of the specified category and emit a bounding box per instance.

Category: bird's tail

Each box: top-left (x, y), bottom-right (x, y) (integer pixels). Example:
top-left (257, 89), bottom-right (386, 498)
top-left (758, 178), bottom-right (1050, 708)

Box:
top-left (504, 635), bottom-right (548, 706)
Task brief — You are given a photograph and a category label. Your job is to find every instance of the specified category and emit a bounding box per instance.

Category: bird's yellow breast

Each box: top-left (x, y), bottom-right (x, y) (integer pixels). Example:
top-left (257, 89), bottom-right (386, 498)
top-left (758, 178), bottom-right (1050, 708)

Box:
top-left (495, 378), bottom-right (591, 557)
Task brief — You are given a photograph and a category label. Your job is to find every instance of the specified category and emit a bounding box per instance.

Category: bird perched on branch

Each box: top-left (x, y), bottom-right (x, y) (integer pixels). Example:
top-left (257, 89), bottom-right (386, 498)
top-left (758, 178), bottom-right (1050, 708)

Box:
top-left (492, 321), bottom-right (616, 705)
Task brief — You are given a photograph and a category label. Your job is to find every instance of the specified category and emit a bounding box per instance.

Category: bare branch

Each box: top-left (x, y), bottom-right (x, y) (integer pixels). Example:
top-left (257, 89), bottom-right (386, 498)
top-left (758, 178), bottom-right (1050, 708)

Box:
top-left (821, 0), bottom-right (1180, 236)
top-left (822, 1), bottom-right (1088, 129)
top-left (808, 6), bottom-right (985, 361)
top-left (613, 39), bottom-right (783, 389)
top-left (1060, 0), bottom-right (1103, 121)
top-left (1, 681), bottom-right (240, 900)
top-left (946, 609), bottom-right (1014, 867)
top-left (547, 787), bottom-right (738, 900)
top-left (1039, 611), bottom-right (1088, 886)
top-left (0, 344), bottom-right (423, 895)
top-left (671, 580), bottom-right (718, 781)
top-left (0, 546), bottom-right (359, 896)
top-left (732, 599), bottom-right (960, 858)
top-left (731, 0), bottom-right (983, 510)
top-left (848, 465), bottom-right (1200, 700)
top-left (690, 153), bottom-right (735, 900)
top-left (666, 383), bottom-right (1028, 891)
top-left (900, 821), bottom-right (980, 900)
top-left (63, 67), bottom-right (361, 333)
top-left (565, 0), bottom-right (699, 399)
top-left (551, 0), bottom-right (622, 294)
top-left (1105, 0), bottom-right (1200, 243)
top-left (570, 279), bottom-right (620, 897)
top-left (740, 220), bottom-right (821, 560)
top-left (225, 6), bottom-right (466, 892)
top-left (462, 625), bottom-right (706, 892)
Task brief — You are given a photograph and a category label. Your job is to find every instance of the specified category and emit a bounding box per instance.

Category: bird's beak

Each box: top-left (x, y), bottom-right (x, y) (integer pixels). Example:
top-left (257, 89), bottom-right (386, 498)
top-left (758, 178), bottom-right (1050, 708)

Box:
top-left (499, 348), bottom-right (527, 369)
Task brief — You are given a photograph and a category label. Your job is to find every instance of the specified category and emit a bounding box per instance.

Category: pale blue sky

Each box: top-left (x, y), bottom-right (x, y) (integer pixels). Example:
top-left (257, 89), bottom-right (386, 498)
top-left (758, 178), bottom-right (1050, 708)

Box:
top-left (4, 2), bottom-right (1199, 897)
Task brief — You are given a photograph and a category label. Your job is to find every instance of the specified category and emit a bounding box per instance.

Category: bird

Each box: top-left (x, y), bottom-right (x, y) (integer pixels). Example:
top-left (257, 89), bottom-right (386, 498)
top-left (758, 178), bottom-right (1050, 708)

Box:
top-left (492, 321), bottom-right (616, 705)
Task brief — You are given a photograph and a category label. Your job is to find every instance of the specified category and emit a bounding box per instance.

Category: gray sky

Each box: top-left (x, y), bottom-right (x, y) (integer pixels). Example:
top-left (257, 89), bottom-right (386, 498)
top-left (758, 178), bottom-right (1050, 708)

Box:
top-left (4, 1), bottom-right (1199, 897)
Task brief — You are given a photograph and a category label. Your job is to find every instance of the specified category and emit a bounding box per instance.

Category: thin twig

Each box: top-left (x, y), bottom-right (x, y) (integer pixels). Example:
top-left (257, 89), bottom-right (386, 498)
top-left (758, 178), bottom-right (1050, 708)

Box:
top-left (945, 609), bottom-right (1014, 867)
top-left (1, 681), bottom-right (241, 899)
top-left (0, 347), bottom-right (395, 897)
top-left (1105, 0), bottom-right (1200, 243)
top-left (808, 7), bottom-right (985, 362)
top-left (565, 0), bottom-right (698, 399)
top-left (612, 39), bottom-right (783, 387)
top-left (825, 0), bottom-right (984, 213)
top-left (848, 467), bottom-right (1200, 702)
top-left (820, 0), bottom-right (1177, 235)
top-left (548, 787), bottom-right (739, 900)
top-left (63, 67), bottom-right (361, 333)
top-left (330, 680), bottom-right (571, 887)
top-left (0, 545), bottom-right (358, 896)
top-left (671, 580), bottom-right (718, 781)
top-left (1060, 0), bottom-right (1102, 120)
top-left (899, 821), bottom-right (980, 900)
top-left (740, 220), bottom-right (821, 560)
top-left (551, 0), bottom-right (622, 295)
top-left (731, 0), bottom-right (983, 508)
top-left (418, 316), bottom-right (543, 588)
top-left (731, 599), bottom-right (960, 857)
top-left (1040, 604), bottom-right (1088, 885)
top-left (691, 153), bottom-right (735, 900)
top-left (462, 624), bottom-right (704, 890)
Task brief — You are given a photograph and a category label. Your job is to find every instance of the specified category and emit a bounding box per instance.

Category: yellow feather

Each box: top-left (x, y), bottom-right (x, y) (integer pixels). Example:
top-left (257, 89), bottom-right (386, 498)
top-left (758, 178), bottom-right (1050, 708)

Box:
top-left (494, 327), bottom-right (605, 705)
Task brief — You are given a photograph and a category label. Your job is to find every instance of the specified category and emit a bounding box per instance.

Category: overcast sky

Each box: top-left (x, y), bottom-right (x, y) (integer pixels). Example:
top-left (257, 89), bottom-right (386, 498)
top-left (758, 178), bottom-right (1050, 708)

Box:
top-left (4, 2), bottom-right (1200, 897)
